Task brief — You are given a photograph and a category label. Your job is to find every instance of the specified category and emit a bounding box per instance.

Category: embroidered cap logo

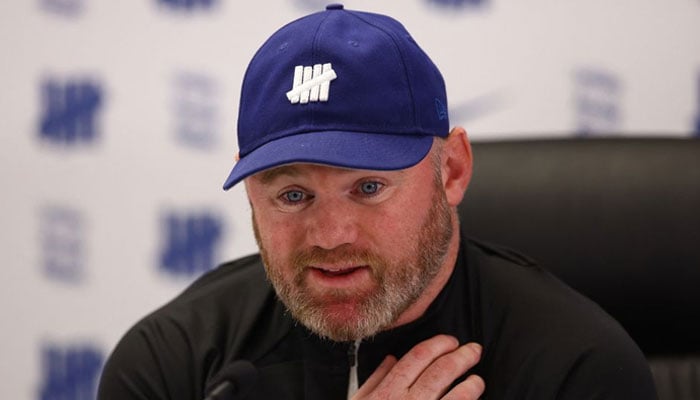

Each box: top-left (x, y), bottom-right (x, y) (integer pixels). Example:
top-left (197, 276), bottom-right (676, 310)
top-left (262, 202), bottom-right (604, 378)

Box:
top-left (286, 63), bottom-right (337, 104)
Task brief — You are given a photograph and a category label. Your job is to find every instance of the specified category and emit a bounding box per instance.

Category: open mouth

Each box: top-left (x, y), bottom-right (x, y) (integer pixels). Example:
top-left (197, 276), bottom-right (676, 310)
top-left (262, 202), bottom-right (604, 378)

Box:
top-left (307, 265), bottom-right (371, 287)
top-left (314, 266), bottom-right (363, 277)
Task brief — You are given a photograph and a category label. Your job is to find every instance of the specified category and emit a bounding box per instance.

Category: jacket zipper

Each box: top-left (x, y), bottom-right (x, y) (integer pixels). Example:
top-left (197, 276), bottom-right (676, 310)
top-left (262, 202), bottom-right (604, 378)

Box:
top-left (347, 339), bottom-right (361, 399)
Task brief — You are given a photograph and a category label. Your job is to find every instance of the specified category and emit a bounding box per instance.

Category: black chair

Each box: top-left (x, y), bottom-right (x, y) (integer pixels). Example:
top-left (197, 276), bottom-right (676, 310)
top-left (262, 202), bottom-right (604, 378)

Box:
top-left (458, 137), bottom-right (700, 400)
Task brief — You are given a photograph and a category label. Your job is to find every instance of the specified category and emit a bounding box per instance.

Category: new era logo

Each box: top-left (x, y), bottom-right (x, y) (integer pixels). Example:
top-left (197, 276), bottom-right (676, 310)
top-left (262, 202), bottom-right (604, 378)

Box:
top-left (286, 63), bottom-right (337, 104)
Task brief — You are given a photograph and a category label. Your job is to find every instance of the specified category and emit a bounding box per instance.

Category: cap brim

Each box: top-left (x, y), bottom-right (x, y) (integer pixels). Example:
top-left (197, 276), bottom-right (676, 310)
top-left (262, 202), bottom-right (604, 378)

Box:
top-left (223, 131), bottom-right (434, 190)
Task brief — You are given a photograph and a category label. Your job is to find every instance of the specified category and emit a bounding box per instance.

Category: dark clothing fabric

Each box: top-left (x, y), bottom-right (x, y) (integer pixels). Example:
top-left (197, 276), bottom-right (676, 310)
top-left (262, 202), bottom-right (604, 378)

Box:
top-left (98, 237), bottom-right (658, 399)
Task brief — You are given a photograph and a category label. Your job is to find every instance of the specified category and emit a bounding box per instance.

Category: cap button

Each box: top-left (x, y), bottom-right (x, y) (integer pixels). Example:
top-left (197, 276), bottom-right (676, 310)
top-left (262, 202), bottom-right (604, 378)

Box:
top-left (326, 3), bottom-right (344, 10)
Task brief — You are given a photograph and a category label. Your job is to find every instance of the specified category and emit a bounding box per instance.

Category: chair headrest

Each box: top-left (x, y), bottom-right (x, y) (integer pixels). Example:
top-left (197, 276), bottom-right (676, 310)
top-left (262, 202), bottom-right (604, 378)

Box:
top-left (458, 138), bottom-right (700, 355)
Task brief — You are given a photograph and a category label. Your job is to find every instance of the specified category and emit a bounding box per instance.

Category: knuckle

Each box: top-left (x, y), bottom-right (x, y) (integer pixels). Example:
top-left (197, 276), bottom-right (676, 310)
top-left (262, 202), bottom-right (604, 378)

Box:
top-left (434, 353), bottom-right (462, 373)
top-left (410, 341), bottom-right (434, 362)
top-left (410, 335), bottom-right (458, 362)
top-left (432, 344), bottom-right (481, 375)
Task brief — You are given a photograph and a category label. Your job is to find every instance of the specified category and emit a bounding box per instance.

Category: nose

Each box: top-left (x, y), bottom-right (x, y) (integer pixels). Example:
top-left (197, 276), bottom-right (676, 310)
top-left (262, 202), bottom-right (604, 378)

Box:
top-left (304, 199), bottom-right (359, 250)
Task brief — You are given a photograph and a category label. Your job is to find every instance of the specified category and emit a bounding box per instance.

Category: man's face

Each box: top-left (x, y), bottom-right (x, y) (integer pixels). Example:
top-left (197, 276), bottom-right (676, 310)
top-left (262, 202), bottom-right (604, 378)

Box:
top-left (245, 148), bottom-right (454, 342)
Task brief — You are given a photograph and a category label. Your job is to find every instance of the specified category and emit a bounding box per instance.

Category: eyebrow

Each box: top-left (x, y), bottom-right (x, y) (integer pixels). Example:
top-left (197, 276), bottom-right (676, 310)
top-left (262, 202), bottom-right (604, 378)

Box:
top-left (256, 165), bottom-right (303, 184)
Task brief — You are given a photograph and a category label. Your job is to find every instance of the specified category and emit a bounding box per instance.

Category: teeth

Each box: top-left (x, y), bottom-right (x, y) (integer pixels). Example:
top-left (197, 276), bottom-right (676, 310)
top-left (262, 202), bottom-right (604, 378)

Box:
top-left (316, 266), bottom-right (359, 276)
top-left (317, 267), bottom-right (350, 272)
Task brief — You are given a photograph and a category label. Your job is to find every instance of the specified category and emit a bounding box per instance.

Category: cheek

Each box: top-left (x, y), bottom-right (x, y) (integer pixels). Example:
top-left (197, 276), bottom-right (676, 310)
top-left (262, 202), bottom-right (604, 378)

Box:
top-left (368, 198), bottom-right (428, 250)
top-left (254, 209), bottom-right (305, 259)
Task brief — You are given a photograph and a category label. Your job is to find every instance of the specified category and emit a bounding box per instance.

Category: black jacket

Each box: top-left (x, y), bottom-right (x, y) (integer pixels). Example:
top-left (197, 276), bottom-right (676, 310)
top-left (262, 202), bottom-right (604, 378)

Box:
top-left (98, 237), bottom-right (658, 399)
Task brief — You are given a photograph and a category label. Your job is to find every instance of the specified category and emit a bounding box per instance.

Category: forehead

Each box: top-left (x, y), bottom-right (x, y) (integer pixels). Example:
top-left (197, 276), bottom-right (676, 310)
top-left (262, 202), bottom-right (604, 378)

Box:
top-left (255, 164), bottom-right (368, 184)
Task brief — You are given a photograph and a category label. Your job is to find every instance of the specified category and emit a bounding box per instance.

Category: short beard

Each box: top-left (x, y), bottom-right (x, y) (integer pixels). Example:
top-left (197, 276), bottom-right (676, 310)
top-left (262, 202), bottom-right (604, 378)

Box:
top-left (253, 165), bottom-right (454, 342)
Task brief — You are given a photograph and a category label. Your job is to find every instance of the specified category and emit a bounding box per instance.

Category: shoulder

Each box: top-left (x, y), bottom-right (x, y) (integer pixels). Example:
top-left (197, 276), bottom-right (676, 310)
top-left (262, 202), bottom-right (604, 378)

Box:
top-left (146, 254), bottom-right (274, 339)
top-left (99, 254), bottom-right (288, 400)
top-left (464, 237), bottom-right (612, 326)
top-left (463, 238), bottom-right (657, 399)
top-left (173, 253), bottom-right (270, 310)
top-left (125, 252), bottom-right (278, 351)
top-left (463, 237), bottom-right (632, 347)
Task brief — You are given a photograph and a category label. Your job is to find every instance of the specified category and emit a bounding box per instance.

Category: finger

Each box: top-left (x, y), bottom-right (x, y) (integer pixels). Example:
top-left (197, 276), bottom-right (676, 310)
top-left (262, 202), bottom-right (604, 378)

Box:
top-left (374, 335), bottom-right (460, 391)
top-left (353, 355), bottom-right (397, 399)
top-left (442, 374), bottom-right (486, 400)
top-left (410, 342), bottom-right (482, 399)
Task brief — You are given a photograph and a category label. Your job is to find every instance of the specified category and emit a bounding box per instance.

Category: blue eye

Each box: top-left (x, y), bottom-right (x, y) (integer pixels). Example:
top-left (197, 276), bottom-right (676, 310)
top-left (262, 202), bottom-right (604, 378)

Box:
top-left (359, 181), bottom-right (382, 195)
top-left (283, 190), bottom-right (305, 203)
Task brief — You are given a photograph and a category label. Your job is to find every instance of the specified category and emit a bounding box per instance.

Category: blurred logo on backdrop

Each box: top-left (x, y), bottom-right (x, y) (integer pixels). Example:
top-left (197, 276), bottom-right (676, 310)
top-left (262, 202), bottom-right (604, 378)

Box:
top-left (449, 91), bottom-right (506, 127)
top-left (160, 211), bottom-right (223, 277)
top-left (573, 68), bottom-right (622, 135)
top-left (157, 0), bottom-right (217, 11)
top-left (40, 0), bottom-right (84, 16)
top-left (40, 206), bottom-right (85, 284)
top-left (39, 343), bottom-right (104, 400)
top-left (172, 72), bottom-right (220, 150)
top-left (39, 77), bottom-right (104, 146)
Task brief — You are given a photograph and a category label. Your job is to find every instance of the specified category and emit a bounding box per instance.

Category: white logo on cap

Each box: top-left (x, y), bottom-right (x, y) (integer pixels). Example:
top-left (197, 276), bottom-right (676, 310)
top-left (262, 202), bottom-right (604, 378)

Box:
top-left (286, 63), bottom-right (337, 104)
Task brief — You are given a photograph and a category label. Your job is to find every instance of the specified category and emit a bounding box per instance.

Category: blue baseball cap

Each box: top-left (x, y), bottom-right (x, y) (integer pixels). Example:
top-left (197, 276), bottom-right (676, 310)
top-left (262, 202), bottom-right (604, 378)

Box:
top-left (223, 4), bottom-right (449, 190)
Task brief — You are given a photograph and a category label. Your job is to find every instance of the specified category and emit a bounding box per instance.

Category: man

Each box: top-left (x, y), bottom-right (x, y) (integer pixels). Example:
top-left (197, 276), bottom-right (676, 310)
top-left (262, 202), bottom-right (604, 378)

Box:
top-left (99, 5), bottom-right (657, 399)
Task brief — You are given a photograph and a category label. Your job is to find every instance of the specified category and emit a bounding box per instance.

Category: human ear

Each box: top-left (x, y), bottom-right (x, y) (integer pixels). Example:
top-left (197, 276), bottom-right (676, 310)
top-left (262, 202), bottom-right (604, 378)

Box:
top-left (441, 126), bottom-right (473, 206)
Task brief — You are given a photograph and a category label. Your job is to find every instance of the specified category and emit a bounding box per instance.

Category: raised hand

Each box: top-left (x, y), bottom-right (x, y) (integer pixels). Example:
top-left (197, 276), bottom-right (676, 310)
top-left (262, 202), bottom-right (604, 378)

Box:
top-left (352, 335), bottom-right (484, 400)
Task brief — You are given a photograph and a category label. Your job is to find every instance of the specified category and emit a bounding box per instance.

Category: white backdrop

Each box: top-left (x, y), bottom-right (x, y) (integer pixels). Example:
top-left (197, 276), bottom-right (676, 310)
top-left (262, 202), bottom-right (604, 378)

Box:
top-left (1, 0), bottom-right (698, 398)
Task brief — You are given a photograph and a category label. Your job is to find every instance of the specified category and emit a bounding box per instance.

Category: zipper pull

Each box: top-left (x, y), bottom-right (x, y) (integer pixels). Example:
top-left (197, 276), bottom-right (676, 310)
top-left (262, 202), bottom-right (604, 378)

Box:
top-left (346, 340), bottom-right (361, 399)
top-left (347, 340), bottom-right (358, 368)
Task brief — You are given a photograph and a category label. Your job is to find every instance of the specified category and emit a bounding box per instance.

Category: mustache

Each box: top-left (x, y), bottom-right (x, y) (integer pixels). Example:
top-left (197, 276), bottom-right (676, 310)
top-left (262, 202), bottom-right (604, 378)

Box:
top-left (291, 245), bottom-right (383, 269)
